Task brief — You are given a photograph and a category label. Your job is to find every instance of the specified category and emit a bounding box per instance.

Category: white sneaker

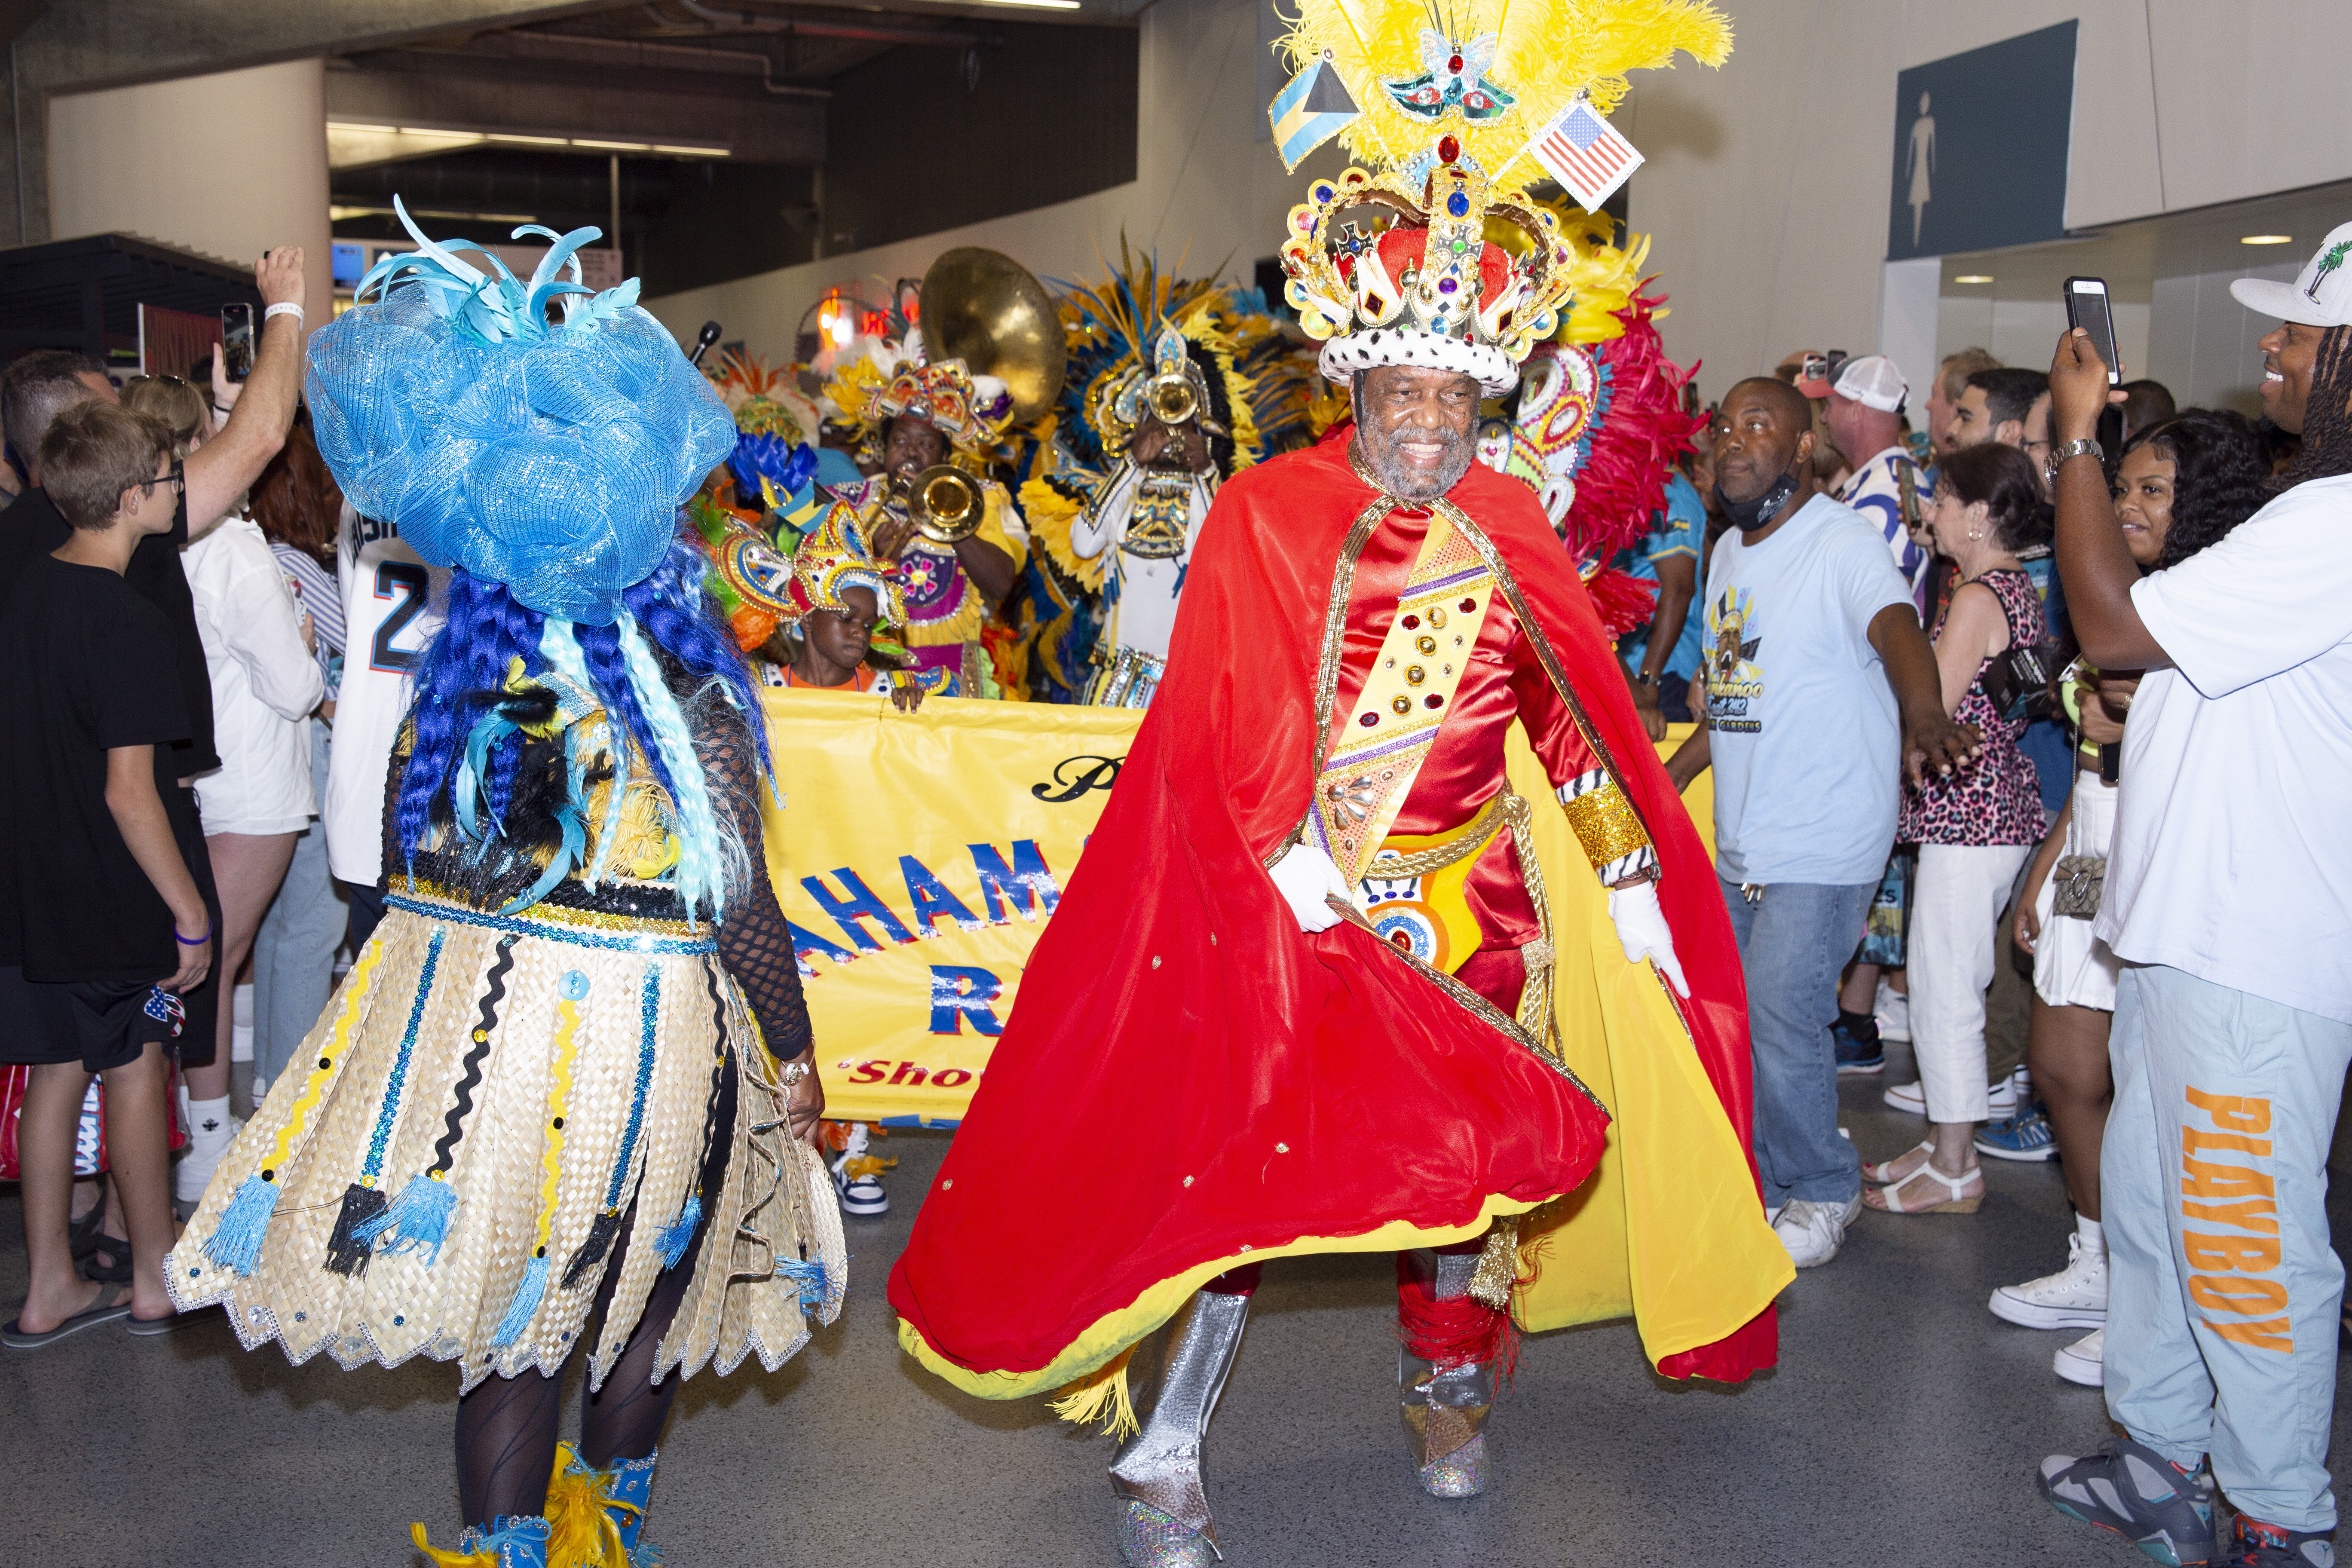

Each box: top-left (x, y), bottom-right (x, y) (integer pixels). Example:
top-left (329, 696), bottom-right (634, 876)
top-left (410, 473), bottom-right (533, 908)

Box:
top-left (2054, 1326), bottom-right (2104, 1386)
top-left (1882, 1075), bottom-right (2020, 1118)
top-left (175, 1106), bottom-right (245, 1206)
top-left (1773, 1194), bottom-right (1862, 1268)
top-left (1873, 977), bottom-right (1911, 1044)
top-left (1989, 1233), bottom-right (2108, 1329)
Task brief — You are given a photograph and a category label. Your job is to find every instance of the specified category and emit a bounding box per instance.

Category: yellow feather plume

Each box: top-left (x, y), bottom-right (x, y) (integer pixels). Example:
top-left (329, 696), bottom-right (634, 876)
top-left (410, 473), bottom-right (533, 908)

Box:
top-left (1277, 0), bottom-right (1732, 179)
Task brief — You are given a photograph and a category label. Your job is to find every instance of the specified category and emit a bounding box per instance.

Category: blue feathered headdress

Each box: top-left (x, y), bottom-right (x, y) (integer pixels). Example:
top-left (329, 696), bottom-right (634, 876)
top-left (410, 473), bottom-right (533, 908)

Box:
top-left (305, 198), bottom-right (735, 625)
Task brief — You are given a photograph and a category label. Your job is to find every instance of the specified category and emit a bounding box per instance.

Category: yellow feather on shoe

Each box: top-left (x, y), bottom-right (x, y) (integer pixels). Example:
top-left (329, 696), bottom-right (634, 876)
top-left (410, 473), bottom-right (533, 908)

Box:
top-left (1048, 1342), bottom-right (1140, 1440)
top-left (410, 1523), bottom-right (496, 1568)
top-left (546, 1442), bottom-right (634, 1568)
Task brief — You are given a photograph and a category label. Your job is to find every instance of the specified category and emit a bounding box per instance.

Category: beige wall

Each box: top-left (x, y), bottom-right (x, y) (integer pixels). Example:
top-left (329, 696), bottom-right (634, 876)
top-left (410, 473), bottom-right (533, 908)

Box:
top-left (645, 0), bottom-right (1347, 362)
top-left (47, 60), bottom-right (335, 331)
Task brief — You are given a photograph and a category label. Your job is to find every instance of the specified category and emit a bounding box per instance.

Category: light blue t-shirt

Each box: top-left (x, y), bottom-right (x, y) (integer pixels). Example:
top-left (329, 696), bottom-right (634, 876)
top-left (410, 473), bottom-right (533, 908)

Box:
top-left (1617, 470), bottom-right (1706, 682)
top-left (1703, 493), bottom-right (1914, 885)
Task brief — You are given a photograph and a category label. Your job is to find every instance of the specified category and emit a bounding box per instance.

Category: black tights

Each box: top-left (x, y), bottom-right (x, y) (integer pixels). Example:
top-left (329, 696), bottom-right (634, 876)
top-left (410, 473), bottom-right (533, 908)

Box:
top-left (456, 1059), bottom-right (738, 1526)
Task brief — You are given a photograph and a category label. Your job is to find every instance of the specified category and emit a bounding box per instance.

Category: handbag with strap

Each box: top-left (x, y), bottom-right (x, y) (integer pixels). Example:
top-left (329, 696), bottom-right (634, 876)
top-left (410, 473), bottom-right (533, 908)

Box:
top-left (2052, 854), bottom-right (2106, 920)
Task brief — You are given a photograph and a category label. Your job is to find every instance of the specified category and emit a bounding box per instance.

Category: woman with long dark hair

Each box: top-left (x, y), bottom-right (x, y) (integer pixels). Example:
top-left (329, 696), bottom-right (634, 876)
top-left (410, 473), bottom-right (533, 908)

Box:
top-left (165, 213), bottom-right (843, 1567)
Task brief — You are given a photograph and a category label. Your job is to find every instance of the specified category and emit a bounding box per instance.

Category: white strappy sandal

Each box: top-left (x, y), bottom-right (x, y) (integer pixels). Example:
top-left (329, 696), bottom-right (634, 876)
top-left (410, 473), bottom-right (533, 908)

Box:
top-left (1862, 1141), bottom-right (1985, 1213)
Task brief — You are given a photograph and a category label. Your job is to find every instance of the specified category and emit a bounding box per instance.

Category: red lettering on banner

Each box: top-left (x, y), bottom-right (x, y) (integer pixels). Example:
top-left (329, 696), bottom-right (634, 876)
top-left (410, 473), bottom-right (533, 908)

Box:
top-left (2186, 1086), bottom-right (2272, 1134)
top-left (849, 1061), bottom-right (888, 1084)
top-left (889, 1061), bottom-right (931, 1087)
top-left (931, 1069), bottom-right (973, 1088)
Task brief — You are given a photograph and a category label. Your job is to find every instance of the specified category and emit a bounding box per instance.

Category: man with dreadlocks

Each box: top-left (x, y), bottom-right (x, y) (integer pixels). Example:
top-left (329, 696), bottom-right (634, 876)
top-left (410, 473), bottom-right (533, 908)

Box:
top-left (164, 204), bottom-right (845, 1568)
top-left (2034, 224), bottom-right (2352, 1568)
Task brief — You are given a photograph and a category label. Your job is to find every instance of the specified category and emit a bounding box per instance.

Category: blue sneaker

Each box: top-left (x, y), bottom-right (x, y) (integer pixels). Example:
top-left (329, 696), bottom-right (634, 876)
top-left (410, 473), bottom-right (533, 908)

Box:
top-left (2038, 1439), bottom-right (2216, 1566)
top-left (1977, 1103), bottom-right (2058, 1162)
top-left (1831, 1021), bottom-right (1884, 1075)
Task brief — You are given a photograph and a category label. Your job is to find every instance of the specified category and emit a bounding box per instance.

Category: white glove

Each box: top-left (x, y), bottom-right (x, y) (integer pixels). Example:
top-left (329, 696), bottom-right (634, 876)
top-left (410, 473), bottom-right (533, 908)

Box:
top-left (1608, 880), bottom-right (1689, 997)
top-left (1269, 842), bottom-right (1353, 934)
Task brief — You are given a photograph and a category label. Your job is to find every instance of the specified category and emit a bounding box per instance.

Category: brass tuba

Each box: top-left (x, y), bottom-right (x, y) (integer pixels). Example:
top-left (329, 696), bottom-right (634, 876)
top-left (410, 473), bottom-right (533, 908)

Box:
top-left (917, 246), bottom-right (1068, 425)
top-left (899, 463), bottom-right (985, 543)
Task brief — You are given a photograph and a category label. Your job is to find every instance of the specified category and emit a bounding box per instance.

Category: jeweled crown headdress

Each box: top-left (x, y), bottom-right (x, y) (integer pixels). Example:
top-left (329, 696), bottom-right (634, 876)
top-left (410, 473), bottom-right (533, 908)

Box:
top-left (1271, 0), bottom-right (1730, 394)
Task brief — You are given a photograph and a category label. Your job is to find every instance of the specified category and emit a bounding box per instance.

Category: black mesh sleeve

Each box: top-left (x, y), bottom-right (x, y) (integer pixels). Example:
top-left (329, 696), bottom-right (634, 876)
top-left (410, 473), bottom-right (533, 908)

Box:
top-left (698, 706), bottom-right (814, 1062)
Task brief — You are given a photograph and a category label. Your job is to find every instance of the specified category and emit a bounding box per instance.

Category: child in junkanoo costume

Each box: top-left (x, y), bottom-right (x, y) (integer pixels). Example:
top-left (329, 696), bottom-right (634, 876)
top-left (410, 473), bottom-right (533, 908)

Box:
top-left (164, 205), bottom-right (845, 1568)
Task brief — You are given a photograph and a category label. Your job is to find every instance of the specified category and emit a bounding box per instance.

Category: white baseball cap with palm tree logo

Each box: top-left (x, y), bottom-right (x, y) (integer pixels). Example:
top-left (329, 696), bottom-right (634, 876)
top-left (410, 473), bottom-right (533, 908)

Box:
top-left (2231, 220), bottom-right (2352, 327)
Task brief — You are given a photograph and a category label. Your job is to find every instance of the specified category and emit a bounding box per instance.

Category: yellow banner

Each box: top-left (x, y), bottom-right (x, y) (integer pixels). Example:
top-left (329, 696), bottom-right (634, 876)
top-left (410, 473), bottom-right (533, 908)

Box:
top-left (760, 686), bottom-right (1710, 1126)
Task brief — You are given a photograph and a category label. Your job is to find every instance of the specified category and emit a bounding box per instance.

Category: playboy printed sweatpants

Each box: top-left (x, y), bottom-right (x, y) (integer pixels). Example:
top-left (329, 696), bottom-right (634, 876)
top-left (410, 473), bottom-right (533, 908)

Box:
top-left (2103, 963), bottom-right (2352, 1532)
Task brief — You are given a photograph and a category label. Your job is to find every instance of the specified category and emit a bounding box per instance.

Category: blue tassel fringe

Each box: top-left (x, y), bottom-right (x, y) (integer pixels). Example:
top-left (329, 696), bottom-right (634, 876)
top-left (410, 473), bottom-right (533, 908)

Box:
top-left (490, 1253), bottom-right (550, 1348)
top-left (356, 1171), bottom-right (457, 1265)
top-left (204, 1173), bottom-right (280, 1277)
top-left (654, 1192), bottom-right (701, 1271)
top-left (776, 1256), bottom-right (834, 1313)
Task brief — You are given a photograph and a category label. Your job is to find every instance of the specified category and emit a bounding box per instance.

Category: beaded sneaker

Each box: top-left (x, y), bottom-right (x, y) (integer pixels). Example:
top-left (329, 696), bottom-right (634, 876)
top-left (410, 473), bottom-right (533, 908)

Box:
top-left (1832, 1020), bottom-right (1885, 1075)
top-left (1977, 1103), bottom-right (2058, 1161)
top-left (1991, 1232), bottom-right (2107, 1329)
top-left (2038, 1439), bottom-right (2216, 1566)
top-left (2224, 1518), bottom-right (2336, 1568)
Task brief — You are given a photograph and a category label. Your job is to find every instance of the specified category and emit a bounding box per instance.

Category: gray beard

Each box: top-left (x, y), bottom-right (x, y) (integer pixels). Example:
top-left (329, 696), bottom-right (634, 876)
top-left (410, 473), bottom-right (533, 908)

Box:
top-left (1356, 427), bottom-right (1478, 502)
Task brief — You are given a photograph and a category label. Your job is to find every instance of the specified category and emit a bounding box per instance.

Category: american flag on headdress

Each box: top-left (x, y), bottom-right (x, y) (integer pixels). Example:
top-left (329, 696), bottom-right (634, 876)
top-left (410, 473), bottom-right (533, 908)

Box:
top-left (1525, 100), bottom-right (1644, 210)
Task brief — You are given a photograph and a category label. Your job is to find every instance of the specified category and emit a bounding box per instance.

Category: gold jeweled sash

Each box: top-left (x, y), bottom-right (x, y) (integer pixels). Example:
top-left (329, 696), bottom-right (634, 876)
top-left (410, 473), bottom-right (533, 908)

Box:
top-left (1309, 511), bottom-right (1497, 884)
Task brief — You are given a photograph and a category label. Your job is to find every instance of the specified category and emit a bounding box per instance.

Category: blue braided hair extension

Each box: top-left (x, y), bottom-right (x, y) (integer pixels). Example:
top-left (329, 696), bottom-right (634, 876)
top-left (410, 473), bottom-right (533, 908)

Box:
top-left (394, 572), bottom-right (542, 879)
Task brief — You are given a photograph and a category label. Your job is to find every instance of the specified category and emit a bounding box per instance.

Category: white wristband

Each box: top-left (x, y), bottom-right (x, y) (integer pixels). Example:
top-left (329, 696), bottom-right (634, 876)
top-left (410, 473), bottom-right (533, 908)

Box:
top-left (263, 302), bottom-right (305, 324)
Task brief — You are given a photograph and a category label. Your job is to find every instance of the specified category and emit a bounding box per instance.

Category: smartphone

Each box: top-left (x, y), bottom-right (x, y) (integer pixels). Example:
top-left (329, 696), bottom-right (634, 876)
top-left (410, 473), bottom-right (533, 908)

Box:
top-left (2064, 277), bottom-right (2122, 386)
top-left (221, 303), bottom-right (254, 383)
top-left (1799, 352), bottom-right (1829, 387)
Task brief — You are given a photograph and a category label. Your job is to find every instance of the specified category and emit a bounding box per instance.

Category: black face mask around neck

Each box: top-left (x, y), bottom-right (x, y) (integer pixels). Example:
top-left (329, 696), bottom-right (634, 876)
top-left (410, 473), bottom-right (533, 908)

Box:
top-left (1716, 469), bottom-right (1801, 533)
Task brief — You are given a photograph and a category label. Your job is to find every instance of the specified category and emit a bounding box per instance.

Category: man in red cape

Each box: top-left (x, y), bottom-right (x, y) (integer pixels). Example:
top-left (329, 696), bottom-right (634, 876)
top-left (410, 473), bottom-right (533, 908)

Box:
top-left (890, 252), bottom-right (1794, 1556)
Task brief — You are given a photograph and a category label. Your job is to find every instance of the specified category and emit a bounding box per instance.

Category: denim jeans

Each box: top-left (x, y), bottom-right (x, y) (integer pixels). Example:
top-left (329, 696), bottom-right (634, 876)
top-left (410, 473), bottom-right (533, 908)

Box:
top-left (1718, 874), bottom-right (1874, 1209)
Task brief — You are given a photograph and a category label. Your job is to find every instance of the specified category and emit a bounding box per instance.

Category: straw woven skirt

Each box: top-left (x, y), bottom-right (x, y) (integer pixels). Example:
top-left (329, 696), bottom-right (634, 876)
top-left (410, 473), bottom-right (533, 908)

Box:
top-left (165, 891), bottom-right (845, 1393)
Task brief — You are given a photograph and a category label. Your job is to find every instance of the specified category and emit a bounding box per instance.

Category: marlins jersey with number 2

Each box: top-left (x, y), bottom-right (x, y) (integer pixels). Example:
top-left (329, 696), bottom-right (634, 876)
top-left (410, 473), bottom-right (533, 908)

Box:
top-left (322, 503), bottom-right (443, 884)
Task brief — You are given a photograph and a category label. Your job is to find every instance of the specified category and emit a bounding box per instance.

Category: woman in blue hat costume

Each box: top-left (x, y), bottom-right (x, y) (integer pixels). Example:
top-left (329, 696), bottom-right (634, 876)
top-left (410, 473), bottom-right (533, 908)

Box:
top-left (165, 204), bottom-right (845, 1567)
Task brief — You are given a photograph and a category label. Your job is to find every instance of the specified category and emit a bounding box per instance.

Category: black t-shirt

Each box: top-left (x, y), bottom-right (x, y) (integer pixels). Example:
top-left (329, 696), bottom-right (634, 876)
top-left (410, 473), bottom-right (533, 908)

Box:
top-left (0, 555), bottom-right (191, 981)
top-left (0, 487), bottom-right (217, 776)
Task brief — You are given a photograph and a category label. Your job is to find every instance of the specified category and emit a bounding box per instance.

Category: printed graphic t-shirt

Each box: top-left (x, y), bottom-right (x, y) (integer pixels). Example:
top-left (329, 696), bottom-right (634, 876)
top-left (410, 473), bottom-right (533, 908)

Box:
top-left (324, 505), bottom-right (442, 885)
top-left (1617, 469), bottom-right (1707, 682)
top-left (1838, 444), bottom-right (1931, 612)
top-left (2098, 473), bottom-right (2352, 1025)
top-left (1703, 493), bottom-right (1915, 885)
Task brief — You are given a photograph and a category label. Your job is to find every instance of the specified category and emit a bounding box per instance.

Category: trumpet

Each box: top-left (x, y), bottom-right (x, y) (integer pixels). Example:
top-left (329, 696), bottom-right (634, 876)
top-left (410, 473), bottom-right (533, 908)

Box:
top-left (1146, 371), bottom-right (1199, 427)
top-left (894, 463), bottom-right (985, 544)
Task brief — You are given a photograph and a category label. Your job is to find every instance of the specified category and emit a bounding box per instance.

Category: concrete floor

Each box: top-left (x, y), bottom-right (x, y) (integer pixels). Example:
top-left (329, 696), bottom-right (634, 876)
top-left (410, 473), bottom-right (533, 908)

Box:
top-left (4, 1041), bottom-right (2348, 1568)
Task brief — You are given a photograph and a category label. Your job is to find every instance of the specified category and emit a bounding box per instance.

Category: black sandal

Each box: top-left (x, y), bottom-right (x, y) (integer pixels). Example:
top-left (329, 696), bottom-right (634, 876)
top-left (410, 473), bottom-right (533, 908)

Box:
top-left (80, 1231), bottom-right (132, 1285)
top-left (68, 1200), bottom-right (105, 1263)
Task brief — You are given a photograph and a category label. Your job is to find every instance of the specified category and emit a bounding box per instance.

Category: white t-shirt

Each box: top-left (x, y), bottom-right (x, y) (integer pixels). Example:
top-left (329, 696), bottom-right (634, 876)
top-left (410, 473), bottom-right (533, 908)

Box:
top-left (2098, 474), bottom-right (2352, 1025)
top-left (323, 504), bottom-right (442, 884)
top-left (1704, 493), bottom-right (1914, 885)
top-left (184, 516), bottom-right (323, 835)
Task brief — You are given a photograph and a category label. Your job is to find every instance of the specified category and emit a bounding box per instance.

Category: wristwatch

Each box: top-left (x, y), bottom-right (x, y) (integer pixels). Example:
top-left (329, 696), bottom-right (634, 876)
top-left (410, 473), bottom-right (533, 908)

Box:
top-left (2046, 436), bottom-right (2102, 484)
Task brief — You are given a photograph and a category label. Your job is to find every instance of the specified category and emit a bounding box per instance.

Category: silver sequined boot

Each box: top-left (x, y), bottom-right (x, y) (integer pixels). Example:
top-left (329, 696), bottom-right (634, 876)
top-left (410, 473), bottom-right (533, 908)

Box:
top-left (1109, 1288), bottom-right (1251, 1567)
top-left (1398, 1247), bottom-right (1497, 1498)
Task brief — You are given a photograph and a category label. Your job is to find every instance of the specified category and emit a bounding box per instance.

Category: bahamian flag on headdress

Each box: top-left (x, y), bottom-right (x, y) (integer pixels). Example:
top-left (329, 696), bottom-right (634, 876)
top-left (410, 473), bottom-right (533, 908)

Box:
top-left (1270, 48), bottom-right (1360, 172)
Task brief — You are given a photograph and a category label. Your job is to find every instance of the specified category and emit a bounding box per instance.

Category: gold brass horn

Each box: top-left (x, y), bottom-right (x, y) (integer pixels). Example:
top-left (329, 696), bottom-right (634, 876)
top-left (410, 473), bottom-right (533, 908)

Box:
top-left (900, 463), bottom-right (985, 543)
top-left (918, 246), bottom-right (1068, 425)
top-left (1146, 371), bottom-right (1199, 426)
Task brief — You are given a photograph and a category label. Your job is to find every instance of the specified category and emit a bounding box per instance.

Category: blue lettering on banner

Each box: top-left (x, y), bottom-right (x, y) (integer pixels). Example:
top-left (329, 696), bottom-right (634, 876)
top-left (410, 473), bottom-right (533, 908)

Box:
top-left (787, 919), bottom-right (858, 976)
top-left (902, 854), bottom-right (984, 934)
top-left (969, 840), bottom-right (1062, 922)
top-left (802, 869), bottom-right (919, 950)
top-left (929, 965), bottom-right (1006, 1036)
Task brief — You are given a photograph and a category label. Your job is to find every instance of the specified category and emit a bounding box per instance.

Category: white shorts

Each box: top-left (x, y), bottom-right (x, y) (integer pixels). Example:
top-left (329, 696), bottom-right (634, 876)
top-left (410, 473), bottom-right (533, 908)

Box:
top-left (2031, 770), bottom-right (2121, 1012)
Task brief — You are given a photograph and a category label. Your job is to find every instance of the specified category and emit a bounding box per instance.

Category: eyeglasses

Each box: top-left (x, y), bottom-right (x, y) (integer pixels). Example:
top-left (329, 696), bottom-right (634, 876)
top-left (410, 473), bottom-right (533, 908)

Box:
top-left (138, 462), bottom-right (185, 494)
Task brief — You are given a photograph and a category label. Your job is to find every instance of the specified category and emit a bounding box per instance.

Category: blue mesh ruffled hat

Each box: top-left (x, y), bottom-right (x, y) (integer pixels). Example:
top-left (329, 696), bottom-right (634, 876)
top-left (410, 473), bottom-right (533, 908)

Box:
top-left (306, 199), bottom-right (735, 624)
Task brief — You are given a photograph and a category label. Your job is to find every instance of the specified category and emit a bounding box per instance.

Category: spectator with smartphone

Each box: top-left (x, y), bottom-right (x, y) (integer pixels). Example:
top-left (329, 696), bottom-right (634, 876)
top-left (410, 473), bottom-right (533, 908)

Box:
top-left (0, 250), bottom-right (310, 1213)
top-left (2035, 226), bottom-right (2352, 1568)
top-left (1664, 376), bottom-right (1977, 1270)
top-left (1995, 409), bottom-right (2270, 1389)
top-left (0, 402), bottom-right (213, 1345)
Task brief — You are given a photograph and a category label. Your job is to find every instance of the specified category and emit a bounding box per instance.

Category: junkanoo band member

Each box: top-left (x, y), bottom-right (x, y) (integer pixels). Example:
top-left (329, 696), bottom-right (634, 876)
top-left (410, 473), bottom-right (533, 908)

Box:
top-left (165, 209), bottom-right (844, 1568)
top-left (889, 4), bottom-right (1793, 1564)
